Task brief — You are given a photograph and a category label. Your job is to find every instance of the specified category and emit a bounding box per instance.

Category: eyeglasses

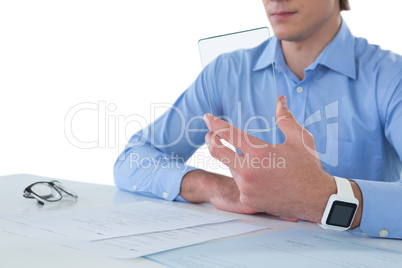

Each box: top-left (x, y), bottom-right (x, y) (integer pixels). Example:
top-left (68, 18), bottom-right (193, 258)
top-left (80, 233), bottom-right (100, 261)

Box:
top-left (23, 180), bottom-right (78, 205)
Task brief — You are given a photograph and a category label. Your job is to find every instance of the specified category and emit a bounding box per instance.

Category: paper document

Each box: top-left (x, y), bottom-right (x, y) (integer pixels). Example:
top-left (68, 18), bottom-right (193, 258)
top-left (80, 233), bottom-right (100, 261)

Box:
top-left (148, 229), bottom-right (402, 268)
top-left (6, 221), bottom-right (265, 259)
top-left (3, 201), bottom-right (235, 241)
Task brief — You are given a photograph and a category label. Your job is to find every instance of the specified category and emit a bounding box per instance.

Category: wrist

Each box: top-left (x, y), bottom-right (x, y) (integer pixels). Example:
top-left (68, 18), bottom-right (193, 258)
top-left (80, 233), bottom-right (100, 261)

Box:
top-left (180, 169), bottom-right (221, 203)
top-left (349, 180), bottom-right (363, 229)
top-left (309, 173), bottom-right (337, 223)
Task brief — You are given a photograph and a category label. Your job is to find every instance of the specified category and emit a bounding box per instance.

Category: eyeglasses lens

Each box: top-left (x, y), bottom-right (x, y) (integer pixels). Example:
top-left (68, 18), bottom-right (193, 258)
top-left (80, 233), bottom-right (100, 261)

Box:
top-left (51, 181), bottom-right (78, 198)
top-left (31, 183), bottom-right (62, 202)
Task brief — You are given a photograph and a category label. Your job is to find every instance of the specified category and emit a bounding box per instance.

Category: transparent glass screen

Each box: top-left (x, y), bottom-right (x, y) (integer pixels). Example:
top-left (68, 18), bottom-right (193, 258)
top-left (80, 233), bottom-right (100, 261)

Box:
top-left (198, 27), bottom-right (278, 135)
top-left (199, 27), bottom-right (271, 69)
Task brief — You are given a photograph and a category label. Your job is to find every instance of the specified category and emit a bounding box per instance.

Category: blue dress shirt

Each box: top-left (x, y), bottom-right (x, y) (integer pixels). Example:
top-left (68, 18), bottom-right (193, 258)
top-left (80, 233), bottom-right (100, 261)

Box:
top-left (114, 20), bottom-right (402, 238)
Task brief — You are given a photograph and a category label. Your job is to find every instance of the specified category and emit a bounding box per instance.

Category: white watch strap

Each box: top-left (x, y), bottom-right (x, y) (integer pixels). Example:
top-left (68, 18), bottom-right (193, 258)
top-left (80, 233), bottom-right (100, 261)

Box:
top-left (334, 176), bottom-right (355, 199)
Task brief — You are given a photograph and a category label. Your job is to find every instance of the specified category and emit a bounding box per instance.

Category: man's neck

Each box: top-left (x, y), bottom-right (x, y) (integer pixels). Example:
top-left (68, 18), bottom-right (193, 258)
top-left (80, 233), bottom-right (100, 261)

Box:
top-left (281, 16), bottom-right (341, 81)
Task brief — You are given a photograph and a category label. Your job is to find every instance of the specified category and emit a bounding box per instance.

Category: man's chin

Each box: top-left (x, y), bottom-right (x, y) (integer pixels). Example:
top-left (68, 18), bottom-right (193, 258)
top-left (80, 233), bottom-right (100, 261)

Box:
top-left (272, 29), bottom-right (304, 43)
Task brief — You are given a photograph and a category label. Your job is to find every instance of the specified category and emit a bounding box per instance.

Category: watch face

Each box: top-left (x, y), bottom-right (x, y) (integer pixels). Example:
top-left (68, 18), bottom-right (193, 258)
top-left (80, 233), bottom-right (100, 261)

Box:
top-left (326, 200), bottom-right (357, 228)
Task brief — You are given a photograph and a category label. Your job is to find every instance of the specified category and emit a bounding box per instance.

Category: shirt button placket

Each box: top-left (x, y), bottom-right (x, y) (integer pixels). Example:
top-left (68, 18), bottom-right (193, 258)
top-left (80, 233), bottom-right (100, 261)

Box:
top-left (292, 84), bottom-right (307, 125)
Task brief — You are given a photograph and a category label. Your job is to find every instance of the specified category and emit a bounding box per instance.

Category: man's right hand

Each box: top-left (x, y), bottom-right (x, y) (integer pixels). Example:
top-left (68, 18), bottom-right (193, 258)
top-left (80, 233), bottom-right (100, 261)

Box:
top-left (179, 169), bottom-right (258, 214)
top-left (180, 169), bottom-right (298, 222)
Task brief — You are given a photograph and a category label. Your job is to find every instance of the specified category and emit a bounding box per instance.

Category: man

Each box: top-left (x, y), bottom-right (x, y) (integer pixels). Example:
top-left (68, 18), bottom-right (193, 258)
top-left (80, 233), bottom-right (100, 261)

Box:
top-left (115, 0), bottom-right (402, 238)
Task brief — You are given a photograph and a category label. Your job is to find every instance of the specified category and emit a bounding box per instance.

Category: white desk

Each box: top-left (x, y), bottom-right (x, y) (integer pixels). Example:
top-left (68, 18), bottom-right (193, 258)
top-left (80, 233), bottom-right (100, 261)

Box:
top-left (1, 174), bottom-right (401, 268)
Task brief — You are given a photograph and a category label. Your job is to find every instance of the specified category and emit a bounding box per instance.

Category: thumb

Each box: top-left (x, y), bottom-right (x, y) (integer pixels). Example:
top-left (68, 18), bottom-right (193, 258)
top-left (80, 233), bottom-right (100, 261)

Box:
top-left (276, 95), bottom-right (302, 142)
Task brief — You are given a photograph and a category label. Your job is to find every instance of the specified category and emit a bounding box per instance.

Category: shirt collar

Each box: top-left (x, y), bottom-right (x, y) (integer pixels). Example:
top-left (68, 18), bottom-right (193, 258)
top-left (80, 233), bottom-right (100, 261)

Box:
top-left (313, 19), bottom-right (356, 79)
top-left (253, 35), bottom-right (283, 72)
top-left (253, 19), bottom-right (356, 80)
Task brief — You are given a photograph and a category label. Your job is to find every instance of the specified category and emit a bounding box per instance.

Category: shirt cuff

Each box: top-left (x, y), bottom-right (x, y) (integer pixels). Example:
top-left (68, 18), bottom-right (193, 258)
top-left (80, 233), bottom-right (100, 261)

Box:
top-left (152, 165), bottom-right (199, 202)
top-left (137, 164), bottom-right (199, 202)
top-left (352, 179), bottom-right (402, 239)
top-left (114, 151), bottom-right (199, 202)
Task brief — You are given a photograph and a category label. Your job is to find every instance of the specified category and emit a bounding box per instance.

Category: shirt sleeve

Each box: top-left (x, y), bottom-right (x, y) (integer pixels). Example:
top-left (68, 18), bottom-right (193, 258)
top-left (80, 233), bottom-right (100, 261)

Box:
top-left (114, 63), bottom-right (219, 202)
top-left (352, 71), bottom-right (402, 239)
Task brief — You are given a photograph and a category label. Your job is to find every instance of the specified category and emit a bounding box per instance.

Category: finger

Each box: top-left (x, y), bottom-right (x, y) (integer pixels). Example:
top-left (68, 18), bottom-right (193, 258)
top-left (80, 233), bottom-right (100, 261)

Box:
top-left (204, 113), bottom-right (268, 153)
top-left (205, 131), bottom-right (240, 170)
top-left (275, 95), bottom-right (304, 144)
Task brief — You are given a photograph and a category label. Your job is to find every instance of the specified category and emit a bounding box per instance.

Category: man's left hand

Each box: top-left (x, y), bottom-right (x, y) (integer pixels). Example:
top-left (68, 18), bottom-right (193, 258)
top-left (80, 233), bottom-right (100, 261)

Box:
top-left (203, 95), bottom-right (336, 223)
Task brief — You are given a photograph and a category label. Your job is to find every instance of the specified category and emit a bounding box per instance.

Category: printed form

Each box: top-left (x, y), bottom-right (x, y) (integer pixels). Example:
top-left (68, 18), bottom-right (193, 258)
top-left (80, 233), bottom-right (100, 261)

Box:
top-left (3, 201), bottom-right (236, 240)
top-left (7, 221), bottom-right (265, 259)
top-left (148, 229), bottom-right (402, 268)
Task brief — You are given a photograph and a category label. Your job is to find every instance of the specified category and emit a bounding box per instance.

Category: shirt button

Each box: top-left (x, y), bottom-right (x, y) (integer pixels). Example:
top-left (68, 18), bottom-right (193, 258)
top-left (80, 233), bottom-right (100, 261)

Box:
top-left (133, 185), bottom-right (138, 191)
top-left (163, 192), bottom-right (169, 199)
top-left (296, 86), bottom-right (303, 93)
top-left (379, 229), bottom-right (389, 237)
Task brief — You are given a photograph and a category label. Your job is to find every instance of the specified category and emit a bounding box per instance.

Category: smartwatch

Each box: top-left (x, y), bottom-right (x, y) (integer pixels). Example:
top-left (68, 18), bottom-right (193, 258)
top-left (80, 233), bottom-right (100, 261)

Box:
top-left (319, 176), bottom-right (359, 231)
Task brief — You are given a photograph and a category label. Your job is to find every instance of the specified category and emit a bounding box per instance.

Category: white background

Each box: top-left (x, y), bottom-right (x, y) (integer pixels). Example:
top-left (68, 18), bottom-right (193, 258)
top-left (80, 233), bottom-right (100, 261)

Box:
top-left (1, 0), bottom-right (401, 185)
